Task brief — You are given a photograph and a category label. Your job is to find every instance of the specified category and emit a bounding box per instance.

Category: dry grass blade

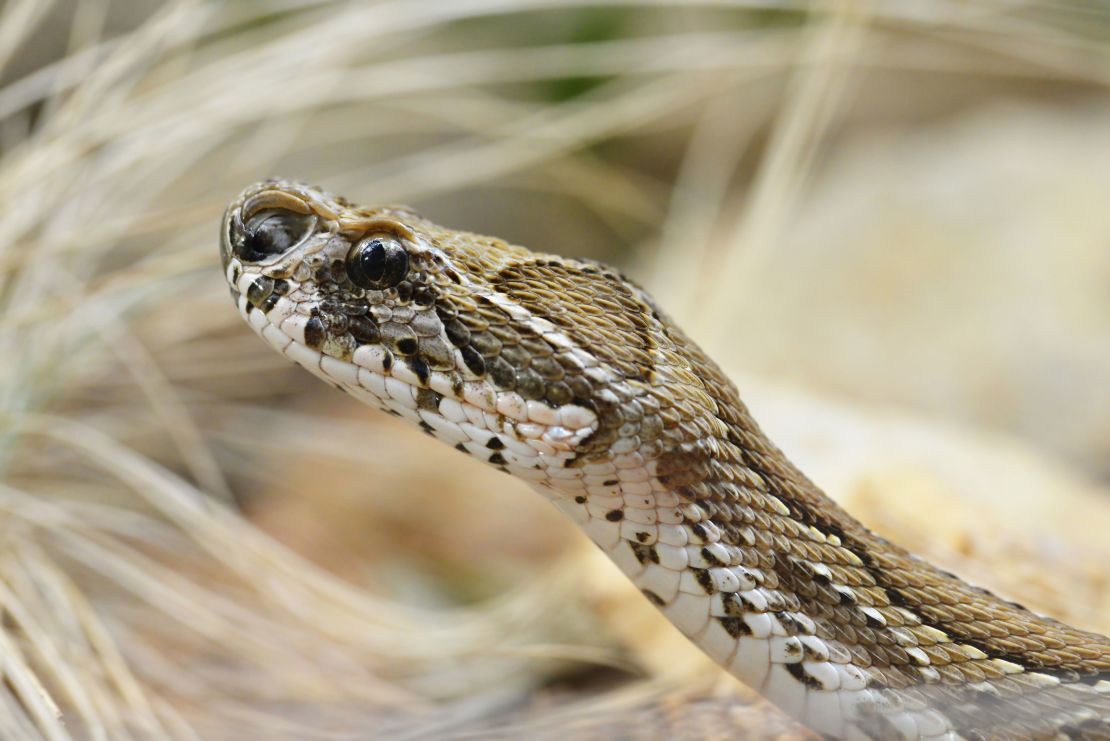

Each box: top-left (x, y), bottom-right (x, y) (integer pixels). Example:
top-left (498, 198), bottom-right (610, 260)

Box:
top-left (0, 0), bottom-right (1106, 737)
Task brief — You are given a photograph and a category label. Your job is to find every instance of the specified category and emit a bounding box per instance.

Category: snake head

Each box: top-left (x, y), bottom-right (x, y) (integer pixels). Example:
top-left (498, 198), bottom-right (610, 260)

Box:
top-left (220, 180), bottom-right (619, 475)
top-left (221, 179), bottom-right (465, 370)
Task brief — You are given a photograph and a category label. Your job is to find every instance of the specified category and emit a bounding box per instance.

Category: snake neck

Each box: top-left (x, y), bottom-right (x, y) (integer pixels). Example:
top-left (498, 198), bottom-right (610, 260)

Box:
top-left (545, 335), bottom-right (1110, 739)
top-left (516, 299), bottom-right (1110, 739)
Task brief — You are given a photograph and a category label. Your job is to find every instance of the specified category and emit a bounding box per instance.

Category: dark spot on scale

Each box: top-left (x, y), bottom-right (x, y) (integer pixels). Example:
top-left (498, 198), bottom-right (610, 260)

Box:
top-left (246, 276), bottom-right (273, 307)
top-left (642, 590), bottom-right (665, 607)
top-left (701, 547), bottom-right (723, 566)
top-left (304, 314), bottom-right (326, 349)
top-left (461, 345), bottom-right (486, 376)
top-left (863, 610), bottom-right (885, 629)
top-left (410, 357), bottom-right (430, 385)
top-left (635, 532), bottom-right (650, 543)
top-left (272, 278), bottom-right (290, 295)
top-left (603, 479), bottom-right (618, 487)
top-left (694, 569), bottom-right (716, 594)
top-left (349, 316), bottom-right (380, 344)
top-left (786, 662), bottom-right (811, 685)
top-left (445, 269), bottom-right (461, 284)
top-left (454, 443), bottom-right (468, 453)
top-left (776, 611), bottom-right (800, 633)
top-left (261, 293), bottom-right (280, 312)
top-left (630, 543), bottom-right (659, 565)
top-left (720, 593), bottom-right (744, 617)
top-left (605, 510), bottom-right (623, 522)
top-left (719, 617), bottom-right (750, 638)
top-left (416, 388), bottom-right (442, 411)
top-left (451, 377), bottom-right (464, 397)
top-left (488, 357), bottom-right (515, 388)
top-left (396, 337), bottom-right (418, 356)
top-left (444, 318), bottom-right (470, 347)
top-left (387, 409), bottom-right (401, 417)
top-left (787, 662), bottom-right (824, 689)
top-left (396, 282), bottom-right (412, 302)
top-left (737, 592), bottom-right (762, 611)
top-left (382, 351), bottom-right (394, 372)
top-left (418, 420), bottom-right (435, 435)
top-left (574, 496), bottom-right (587, 504)
top-left (837, 589), bottom-right (857, 606)
top-left (514, 369), bottom-right (545, 400)
top-left (488, 451), bottom-right (506, 466)
top-left (486, 437), bottom-right (504, 450)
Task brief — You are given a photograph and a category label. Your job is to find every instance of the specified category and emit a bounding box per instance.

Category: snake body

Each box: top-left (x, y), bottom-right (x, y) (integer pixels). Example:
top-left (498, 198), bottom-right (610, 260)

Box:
top-left (220, 180), bottom-right (1110, 740)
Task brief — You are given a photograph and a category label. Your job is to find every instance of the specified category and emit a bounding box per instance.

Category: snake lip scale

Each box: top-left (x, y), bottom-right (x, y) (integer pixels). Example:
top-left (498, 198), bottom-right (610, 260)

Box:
top-left (220, 179), bottom-right (1110, 740)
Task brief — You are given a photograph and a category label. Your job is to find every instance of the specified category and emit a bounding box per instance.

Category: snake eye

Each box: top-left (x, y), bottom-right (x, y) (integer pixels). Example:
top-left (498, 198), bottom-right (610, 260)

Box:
top-left (347, 236), bottom-right (409, 289)
top-left (232, 208), bottom-right (315, 263)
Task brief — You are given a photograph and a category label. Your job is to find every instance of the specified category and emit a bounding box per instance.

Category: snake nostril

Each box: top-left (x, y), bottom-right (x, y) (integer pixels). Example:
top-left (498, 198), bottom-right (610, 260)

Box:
top-left (232, 208), bottom-right (316, 263)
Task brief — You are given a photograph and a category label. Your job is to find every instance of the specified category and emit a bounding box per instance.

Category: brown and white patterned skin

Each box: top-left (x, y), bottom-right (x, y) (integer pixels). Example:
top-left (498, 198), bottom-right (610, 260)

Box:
top-left (220, 180), bottom-right (1110, 741)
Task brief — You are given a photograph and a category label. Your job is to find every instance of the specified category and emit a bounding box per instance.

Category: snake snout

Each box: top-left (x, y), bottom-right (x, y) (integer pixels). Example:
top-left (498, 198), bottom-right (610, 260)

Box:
top-left (227, 198), bottom-right (317, 265)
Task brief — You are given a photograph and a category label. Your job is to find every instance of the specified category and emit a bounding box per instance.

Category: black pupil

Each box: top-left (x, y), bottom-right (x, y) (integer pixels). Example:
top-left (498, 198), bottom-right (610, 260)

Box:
top-left (358, 240), bottom-right (388, 283)
top-left (348, 237), bottom-right (408, 289)
top-left (237, 209), bottom-right (312, 261)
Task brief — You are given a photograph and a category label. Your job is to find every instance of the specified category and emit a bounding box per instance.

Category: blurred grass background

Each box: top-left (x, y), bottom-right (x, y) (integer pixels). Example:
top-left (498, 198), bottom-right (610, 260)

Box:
top-left (0, 1), bottom-right (1108, 738)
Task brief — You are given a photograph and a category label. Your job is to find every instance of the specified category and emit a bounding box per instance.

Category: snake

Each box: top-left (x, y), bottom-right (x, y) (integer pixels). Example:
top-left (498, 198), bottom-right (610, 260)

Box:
top-left (219, 179), bottom-right (1110, 740)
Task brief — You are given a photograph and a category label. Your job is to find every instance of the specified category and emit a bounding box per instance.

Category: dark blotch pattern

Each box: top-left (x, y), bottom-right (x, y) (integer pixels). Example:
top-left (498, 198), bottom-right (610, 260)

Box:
top-left (304, 314), bottom-right (326, 349)
top-left (630, 543), bottom-right (659, 565)
top-left (416, 388), bottom-right (443, 412)
top-left (719, 617), bottom-right (750, 638)
top-left (246, 276), bottom-right (274, 308)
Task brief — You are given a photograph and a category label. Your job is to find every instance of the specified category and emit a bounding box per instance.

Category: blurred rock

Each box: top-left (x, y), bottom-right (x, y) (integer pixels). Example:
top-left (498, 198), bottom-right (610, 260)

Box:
top-left (721, 103), bottom-right (1110, 478)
